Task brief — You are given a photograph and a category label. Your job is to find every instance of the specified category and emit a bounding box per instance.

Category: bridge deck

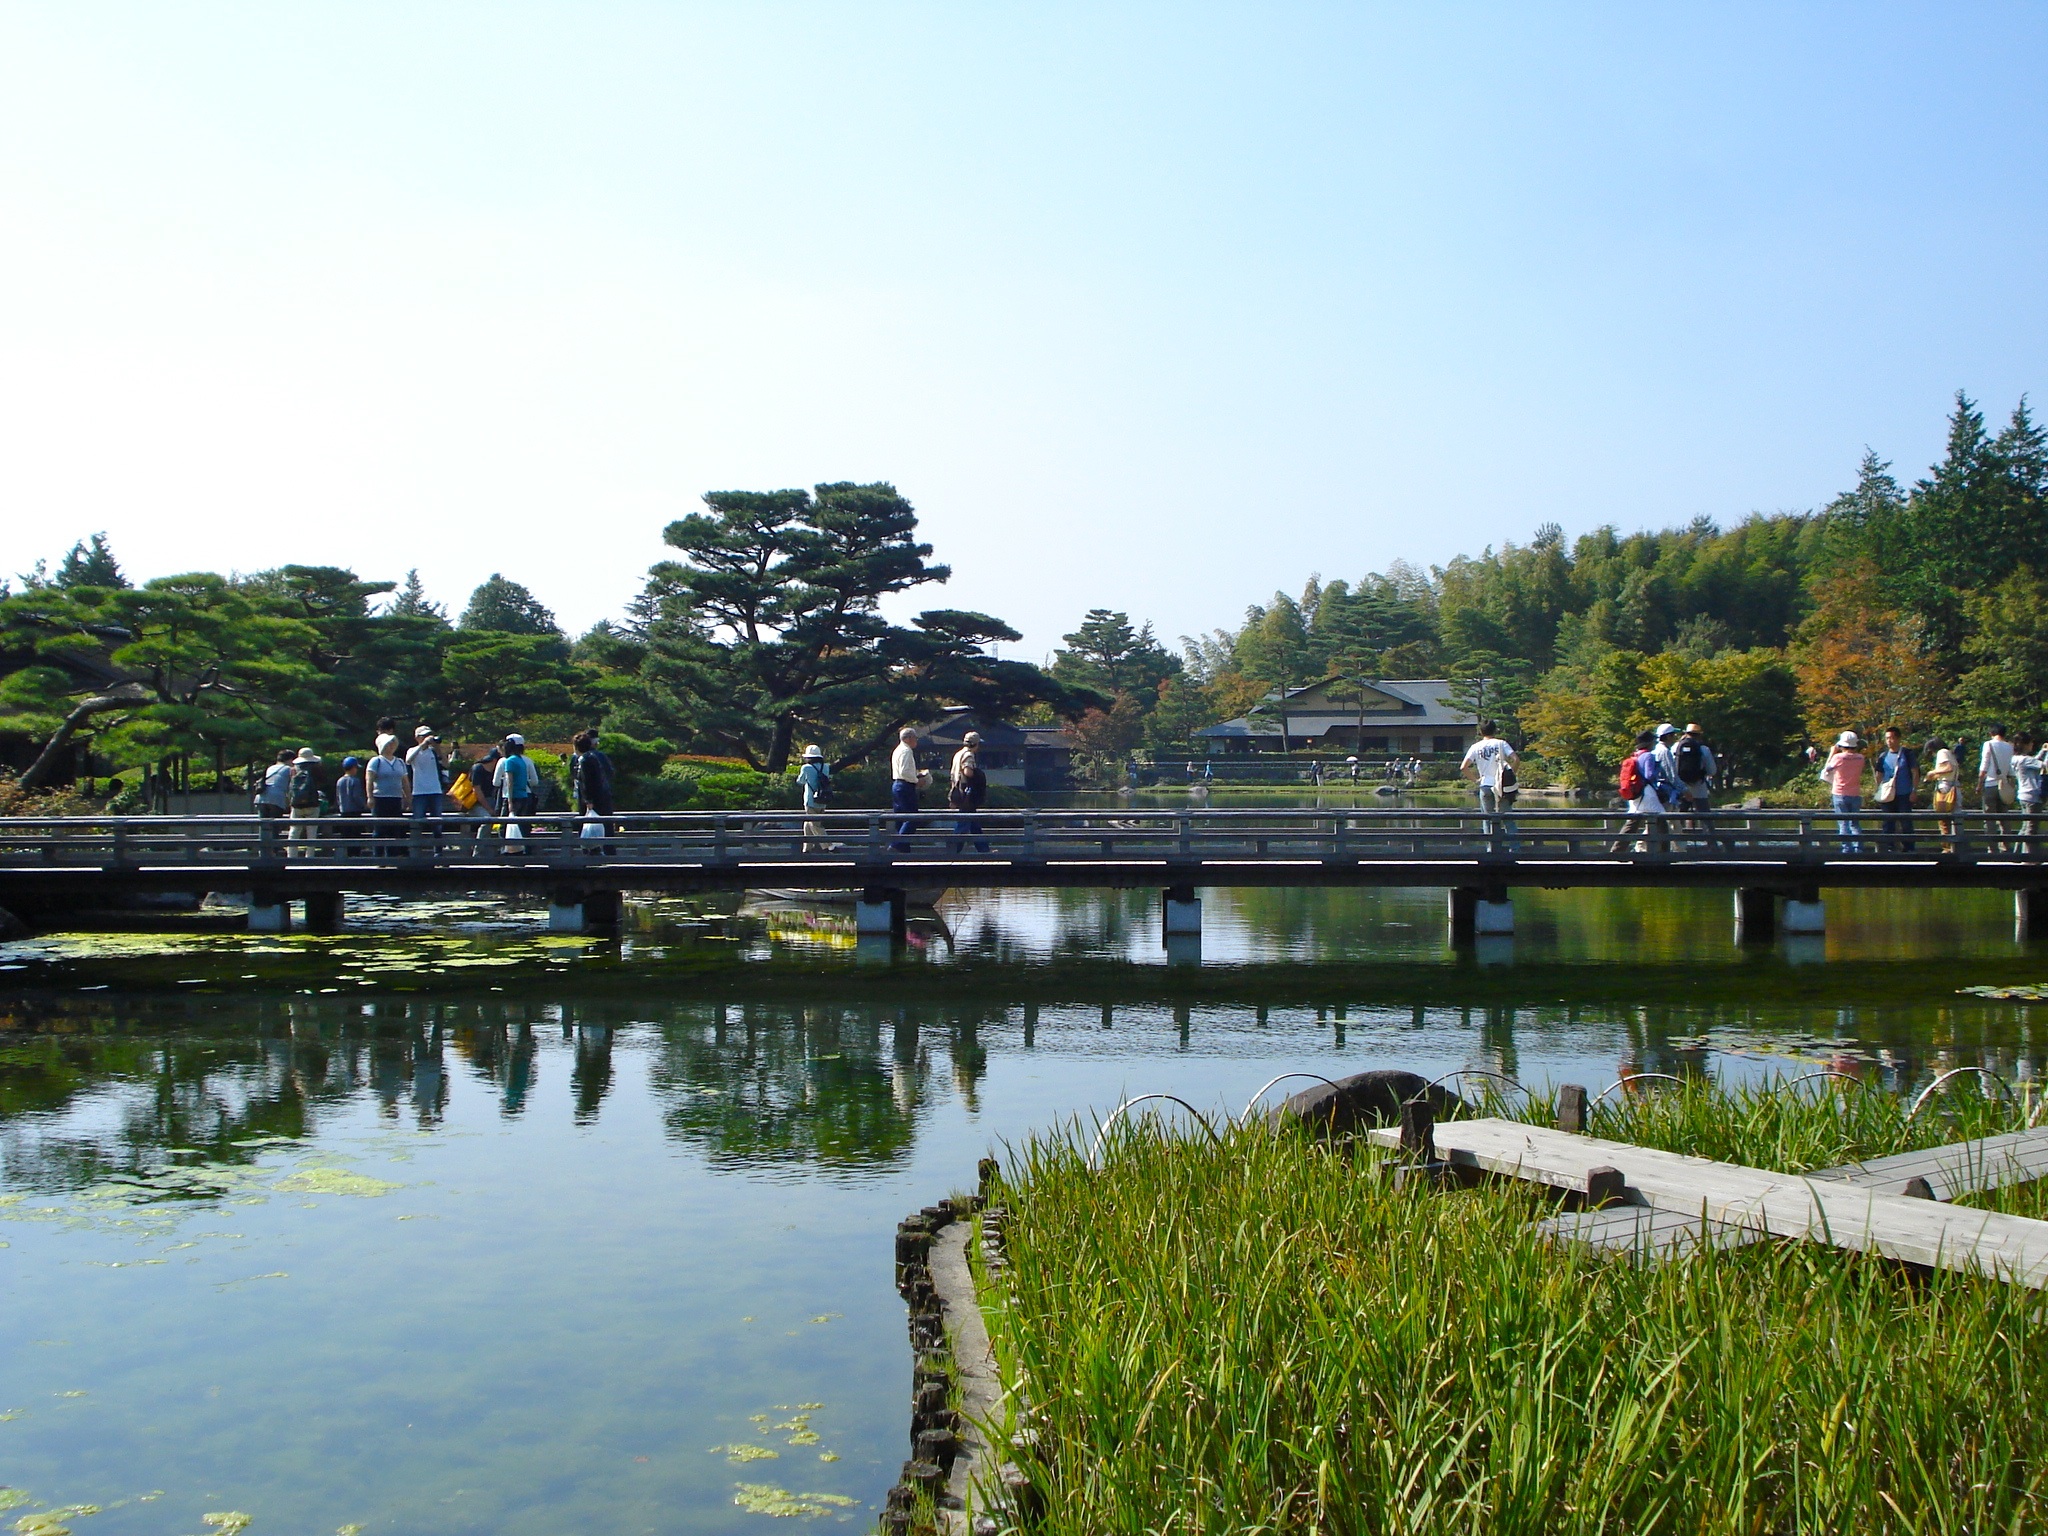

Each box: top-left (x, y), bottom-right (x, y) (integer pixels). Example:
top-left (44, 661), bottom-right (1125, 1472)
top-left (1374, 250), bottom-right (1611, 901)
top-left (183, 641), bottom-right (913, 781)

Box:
top-left (0, 807), bottom-right (2043, 898)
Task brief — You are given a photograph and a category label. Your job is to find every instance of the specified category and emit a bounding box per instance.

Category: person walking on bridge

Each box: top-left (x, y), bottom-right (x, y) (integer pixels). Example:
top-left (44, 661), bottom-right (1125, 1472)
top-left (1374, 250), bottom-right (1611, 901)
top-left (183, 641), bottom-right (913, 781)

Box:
top-left (333, 755), bottom-right (367, 855)
top-left (1981, 725), bottom-right (2017, 851)
top-left (1823, 731), bottom-right (1867, 853)
top-left (366, 735), bottom-right (408, 856)
top-left (406, 726), bottom-right (446, 851)
top-left (797, 743), bottom-right (832, 851)
top-left (493, 734), bottom-right (538, 844)
top-left (287, 748), bottom-right (323, 858)
top-left (1874, 727), bottom-right (1917, 853)
top-left (949, 731), bottom-right (991, 854)
top-left (1459, 720), bottom-right (1517, 848)
top-left (1607, 731), bottom-right (1670, 854)
top-left (255, 747), bottom-right (293, 823)
top-left (890, 727), bottom-right (929, 852)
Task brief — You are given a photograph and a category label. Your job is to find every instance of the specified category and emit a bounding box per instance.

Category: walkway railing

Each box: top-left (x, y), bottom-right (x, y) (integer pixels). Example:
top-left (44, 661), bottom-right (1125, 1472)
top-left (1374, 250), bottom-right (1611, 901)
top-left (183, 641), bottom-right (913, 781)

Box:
top-left (0, 806), bottom-right (2037, 871)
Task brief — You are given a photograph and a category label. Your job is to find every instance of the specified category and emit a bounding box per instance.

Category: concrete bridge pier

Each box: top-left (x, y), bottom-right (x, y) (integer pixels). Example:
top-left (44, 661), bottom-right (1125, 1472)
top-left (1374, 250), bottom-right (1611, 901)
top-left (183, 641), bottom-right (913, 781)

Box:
top-left (547, 889), bottom-right (624, 935)
top-left (1161, 885), bottom-right (1201, 938)
top-left (2018, 889), bottom-right (2048, 940)
top-left (303, 892), bottom-right (346, 934)
top-left (856, 887), bottom-right (907, 939)
top-left (1733, 888), bottom-right (1777, 942)
top-left (1448, 887), bottom-right (1513, 943)
top-left (1781, 891), bottom-right (1826, 935)
top-left (247, 896), bottom-right (290, 933)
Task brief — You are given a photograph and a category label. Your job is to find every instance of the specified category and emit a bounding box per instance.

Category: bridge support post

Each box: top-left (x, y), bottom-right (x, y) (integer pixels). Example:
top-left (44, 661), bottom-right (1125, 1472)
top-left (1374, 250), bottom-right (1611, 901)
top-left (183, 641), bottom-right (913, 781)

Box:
top-left (856, 887), bottom-right (907, 938)
top-left (548, 889), bottom-right (624, 935)
top-left (1161, 884), bottom-right (1201, 939)
top-left (1734, 888), bottom-right (1776, 943)
top-left (2018, 889), bottom-right (2048, 939)
top-left (1450, 887), bottom-right (1512, 941)
top-left (303, 892), bottom-right (345, 934)
top-left (1781, 894), bottom-right (1826, 935)
top-left (247, 895), bottom-right (290, 933)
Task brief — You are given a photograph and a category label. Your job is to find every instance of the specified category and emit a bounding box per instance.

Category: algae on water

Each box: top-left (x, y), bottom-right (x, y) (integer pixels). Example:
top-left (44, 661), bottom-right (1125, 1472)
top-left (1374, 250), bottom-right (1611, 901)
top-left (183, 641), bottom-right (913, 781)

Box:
top-left (731, 1483), bottom-right (857, 1517)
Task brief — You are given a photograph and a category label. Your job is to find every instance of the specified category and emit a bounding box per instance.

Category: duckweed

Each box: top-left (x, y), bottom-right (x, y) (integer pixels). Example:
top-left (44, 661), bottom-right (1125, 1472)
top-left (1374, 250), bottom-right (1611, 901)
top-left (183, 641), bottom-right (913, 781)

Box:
top-left (712, 1444), bottom-right (779, 1463)
top-left (731, 1484), bottom-right (857, 1517)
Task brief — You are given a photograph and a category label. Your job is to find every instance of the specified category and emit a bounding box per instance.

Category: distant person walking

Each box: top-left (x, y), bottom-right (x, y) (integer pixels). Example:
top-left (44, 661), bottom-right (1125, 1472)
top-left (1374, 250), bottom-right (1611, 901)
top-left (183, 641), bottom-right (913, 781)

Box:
top-left (1874, 727), bottom-right (1917, 853)
top-left (366, 735), bottom-right (408, 855)
top-left (493, 734), bottom-right (538, 842)
top-left (1823, 731), bottom-right (1867, 853)
top-left (462, 747), bottom-right (500, 847)
top-left (949, 731), bottom-right (991, 854)
top-left (2014, 734), bottom-right (2047, 856)
top-left (1981, 725), bottom-right (2017, 851)
top-left (797, 743), bottom-right (832, 851)
top-left (286, 748), bottom-right (323, 858)
top-left (1459, 720), bottom-right (1517, 845)
top-left (1673, 723), bottom-right (1718, 848)
top-left (571, 732), bottom-right (615, 820)
top-left (891, 727), bottom-right (929, 851)
top-left (333, 755), bottom-right (367, 854)
top-left (1925, 736), bottom-right (1961, 852)
top-left (256, 748), bottom-right (293, 821)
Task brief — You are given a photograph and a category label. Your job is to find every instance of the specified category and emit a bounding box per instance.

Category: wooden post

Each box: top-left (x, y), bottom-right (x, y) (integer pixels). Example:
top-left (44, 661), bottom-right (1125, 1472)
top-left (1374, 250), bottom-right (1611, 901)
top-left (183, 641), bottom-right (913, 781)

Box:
top-left (1398, 1097), bottom-right (1435, 1162)
top-left (1556, 1082), bottom-right (1589, 1134)
top-left (1583, 1165), bottom-right (1626, 1208)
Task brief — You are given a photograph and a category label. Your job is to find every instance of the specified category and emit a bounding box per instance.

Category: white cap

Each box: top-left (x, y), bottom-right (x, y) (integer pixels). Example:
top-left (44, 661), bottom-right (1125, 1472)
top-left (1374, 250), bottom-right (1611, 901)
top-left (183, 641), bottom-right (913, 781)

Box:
top-left (505, 732), bottom-right (525, 747)
top-left (1838, 730), bottom-right (1860, 748)
top-left (1655, 722), bottom-right (1678, 739)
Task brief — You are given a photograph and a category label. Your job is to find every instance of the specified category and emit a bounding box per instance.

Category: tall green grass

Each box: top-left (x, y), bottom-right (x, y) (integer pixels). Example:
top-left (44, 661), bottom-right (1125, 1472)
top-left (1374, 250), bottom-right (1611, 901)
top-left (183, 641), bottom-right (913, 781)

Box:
top-left (986, 1084), bottom-right (2048, 1534)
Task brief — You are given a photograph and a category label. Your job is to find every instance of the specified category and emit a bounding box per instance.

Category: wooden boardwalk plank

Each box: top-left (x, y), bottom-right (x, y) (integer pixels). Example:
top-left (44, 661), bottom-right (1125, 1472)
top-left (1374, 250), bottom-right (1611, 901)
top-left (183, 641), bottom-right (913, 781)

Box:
top-left (1368, 1118), bottom-right (2048, 1286)
top-left (1805, 1126), bottom-right (2048, 1201)
top-left (1531, 1205), bottom-right (1752, 1258)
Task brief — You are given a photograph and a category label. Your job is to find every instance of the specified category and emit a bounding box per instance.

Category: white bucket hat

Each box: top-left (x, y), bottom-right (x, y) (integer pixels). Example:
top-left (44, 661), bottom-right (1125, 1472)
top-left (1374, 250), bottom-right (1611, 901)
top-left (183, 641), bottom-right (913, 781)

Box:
top-left (802, 744), bottom-right (824, 760)
top-left (293, 747), bottom-right (322, 764)
top-left (1838, 730), bottom-right (1860, 749)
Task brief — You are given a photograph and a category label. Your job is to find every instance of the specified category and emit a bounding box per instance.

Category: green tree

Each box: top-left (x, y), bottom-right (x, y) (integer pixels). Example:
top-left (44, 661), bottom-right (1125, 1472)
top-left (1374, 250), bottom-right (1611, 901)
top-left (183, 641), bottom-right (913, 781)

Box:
top-left (1955, 567), bottom-right (2048, 730)
top-left (460, 574), bottom-right (560, 636)
top-left (1234, 594), bottom-right (1316, 748)
top-left (390, 569), bottom-right (447, 621)
top-left (642, 481), bottom-right (1078, 771)
top-left (56, 534), bottom-right (127, 590)
top-left (1053, 610), bottom-right (1180, 702)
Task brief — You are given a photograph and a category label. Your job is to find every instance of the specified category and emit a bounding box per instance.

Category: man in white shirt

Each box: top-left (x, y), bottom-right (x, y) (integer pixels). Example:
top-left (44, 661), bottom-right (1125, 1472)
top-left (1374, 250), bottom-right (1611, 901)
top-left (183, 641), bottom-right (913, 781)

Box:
top-left (1459, 721), bottom-right (1518, 847)
top-left (1981, 724), bottom-right (2017, 849)
top-left (890, 727), bottom-right (930, 851)
top-left (1459, 722), bottom-right (1516, 813)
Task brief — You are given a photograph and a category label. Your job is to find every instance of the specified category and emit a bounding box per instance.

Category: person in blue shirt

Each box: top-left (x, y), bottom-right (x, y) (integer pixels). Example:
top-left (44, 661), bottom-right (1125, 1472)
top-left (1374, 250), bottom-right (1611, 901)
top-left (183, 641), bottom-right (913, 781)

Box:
top-left (492, 734), bottom-right (538, 842)
top-left (1875, 726), bottom-right (1917, 854)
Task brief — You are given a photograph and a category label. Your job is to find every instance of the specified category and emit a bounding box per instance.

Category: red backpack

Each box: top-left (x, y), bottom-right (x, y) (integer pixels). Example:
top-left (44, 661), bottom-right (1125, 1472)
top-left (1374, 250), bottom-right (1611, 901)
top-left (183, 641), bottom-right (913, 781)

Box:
top-left (1618, 752), bottom-right (1645, 802)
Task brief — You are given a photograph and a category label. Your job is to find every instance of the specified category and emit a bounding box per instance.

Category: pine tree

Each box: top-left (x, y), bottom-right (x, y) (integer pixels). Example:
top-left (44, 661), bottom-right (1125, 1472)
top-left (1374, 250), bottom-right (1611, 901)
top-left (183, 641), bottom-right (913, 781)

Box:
top-left (390, 569), bottom-right (447, 622)
top-left (459, 574), bottom-right (559, 635)
top-left (55, 533), bottom-right (126, 589)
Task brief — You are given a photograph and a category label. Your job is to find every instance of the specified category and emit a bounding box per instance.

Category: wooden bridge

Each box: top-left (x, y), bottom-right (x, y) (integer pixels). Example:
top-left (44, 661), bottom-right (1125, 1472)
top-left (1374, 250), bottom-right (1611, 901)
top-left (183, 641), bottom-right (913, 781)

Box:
top-left (2, 806), bottom-right (2045, 938)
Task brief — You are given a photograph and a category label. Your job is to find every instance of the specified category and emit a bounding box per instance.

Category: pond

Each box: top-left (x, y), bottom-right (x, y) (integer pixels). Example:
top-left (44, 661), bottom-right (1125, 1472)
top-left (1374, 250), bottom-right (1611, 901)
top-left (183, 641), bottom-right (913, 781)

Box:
top-left (1, 880), bottom-right (2043, 1533)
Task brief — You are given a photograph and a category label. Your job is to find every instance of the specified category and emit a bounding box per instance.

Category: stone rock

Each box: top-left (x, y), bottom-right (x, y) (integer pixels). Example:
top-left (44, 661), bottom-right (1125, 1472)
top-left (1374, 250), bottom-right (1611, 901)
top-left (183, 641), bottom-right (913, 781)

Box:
top-left (0, 906), bottom-right (27, 940)
top-left (1272, 1069), bottom-right (1465, 1138)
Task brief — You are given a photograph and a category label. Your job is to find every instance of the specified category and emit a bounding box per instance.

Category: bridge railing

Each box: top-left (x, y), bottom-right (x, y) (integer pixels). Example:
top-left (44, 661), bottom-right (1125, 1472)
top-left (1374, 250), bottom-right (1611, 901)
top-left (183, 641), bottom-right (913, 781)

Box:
top-left (0, 806), bottom-right (2032, 869)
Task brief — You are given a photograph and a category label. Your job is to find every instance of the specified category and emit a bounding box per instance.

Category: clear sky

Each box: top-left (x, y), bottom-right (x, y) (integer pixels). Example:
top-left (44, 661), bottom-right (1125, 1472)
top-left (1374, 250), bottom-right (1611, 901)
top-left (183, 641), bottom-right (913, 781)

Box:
top-left (2, 4), bottom-right (2043, 659)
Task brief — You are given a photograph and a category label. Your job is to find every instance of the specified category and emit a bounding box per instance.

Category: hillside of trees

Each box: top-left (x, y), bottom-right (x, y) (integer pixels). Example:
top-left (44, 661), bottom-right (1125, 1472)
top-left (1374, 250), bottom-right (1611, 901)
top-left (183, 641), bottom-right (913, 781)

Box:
top-left (1060, 391), bottom-right (2042, 788)
top-left (3, 392), bottom-right (2041, 802)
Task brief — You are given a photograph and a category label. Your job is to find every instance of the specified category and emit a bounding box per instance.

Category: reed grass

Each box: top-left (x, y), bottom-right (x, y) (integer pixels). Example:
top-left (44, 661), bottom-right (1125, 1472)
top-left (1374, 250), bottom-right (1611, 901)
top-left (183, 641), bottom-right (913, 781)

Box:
top-left (985, 1083), bottom-right (2048, 1533)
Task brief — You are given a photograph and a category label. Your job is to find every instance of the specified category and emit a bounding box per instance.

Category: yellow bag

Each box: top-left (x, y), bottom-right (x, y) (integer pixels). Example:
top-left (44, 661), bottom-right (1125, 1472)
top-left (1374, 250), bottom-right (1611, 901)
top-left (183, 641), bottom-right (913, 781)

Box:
top-left (445, 772), bottom-right (480, 811)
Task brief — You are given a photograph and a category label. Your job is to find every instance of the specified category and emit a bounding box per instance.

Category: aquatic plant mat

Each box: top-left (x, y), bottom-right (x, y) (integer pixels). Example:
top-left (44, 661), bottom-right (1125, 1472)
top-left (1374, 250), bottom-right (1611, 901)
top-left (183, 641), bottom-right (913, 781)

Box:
top-left (986, 1083), bottom-right (2048, 1533)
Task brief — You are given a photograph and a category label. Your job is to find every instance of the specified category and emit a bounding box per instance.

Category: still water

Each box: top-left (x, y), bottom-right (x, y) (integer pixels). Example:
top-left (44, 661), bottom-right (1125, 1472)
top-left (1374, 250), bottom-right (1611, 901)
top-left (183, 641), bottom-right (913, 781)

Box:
top-left (2, 881), bottom-right (2044, 1533)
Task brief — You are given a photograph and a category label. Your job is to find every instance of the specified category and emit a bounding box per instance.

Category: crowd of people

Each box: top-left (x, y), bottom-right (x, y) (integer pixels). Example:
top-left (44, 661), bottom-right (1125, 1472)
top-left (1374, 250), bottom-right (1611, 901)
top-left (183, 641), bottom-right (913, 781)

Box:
top-left (252, 720), bottom-right (616, 855)
top-left (1457, 714), bottom-right (2048, 855)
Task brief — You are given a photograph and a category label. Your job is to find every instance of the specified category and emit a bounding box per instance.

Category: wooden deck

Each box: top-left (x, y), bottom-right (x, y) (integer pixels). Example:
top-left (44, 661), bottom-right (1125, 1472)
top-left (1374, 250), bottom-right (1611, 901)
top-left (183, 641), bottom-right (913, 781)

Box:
top-left (1366, 1118), bottom-right (2048, 1286)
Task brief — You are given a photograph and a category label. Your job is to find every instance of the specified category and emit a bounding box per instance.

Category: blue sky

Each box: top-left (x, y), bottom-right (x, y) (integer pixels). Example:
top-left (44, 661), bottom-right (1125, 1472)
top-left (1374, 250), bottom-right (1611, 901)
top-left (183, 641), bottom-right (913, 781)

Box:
top-left (1, 4), bottom-right (2043, 657)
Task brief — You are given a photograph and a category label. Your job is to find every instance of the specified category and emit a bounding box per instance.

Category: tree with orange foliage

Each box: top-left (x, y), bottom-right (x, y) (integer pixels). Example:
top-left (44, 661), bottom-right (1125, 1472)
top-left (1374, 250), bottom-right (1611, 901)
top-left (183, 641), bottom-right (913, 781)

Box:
top-left (1791, 558), bottom-right (1947, 740)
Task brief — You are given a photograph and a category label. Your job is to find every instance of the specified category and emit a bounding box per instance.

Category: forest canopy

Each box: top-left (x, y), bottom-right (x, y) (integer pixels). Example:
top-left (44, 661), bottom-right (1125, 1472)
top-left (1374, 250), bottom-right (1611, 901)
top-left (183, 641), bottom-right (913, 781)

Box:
top-left (3, 392), bottom-right (2042, 796)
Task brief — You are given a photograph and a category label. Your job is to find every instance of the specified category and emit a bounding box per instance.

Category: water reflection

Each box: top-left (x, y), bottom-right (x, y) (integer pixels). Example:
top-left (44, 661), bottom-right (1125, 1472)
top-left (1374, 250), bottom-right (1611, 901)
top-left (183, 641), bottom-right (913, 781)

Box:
top-left (5, 990), bottom-right (2047, 1196)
